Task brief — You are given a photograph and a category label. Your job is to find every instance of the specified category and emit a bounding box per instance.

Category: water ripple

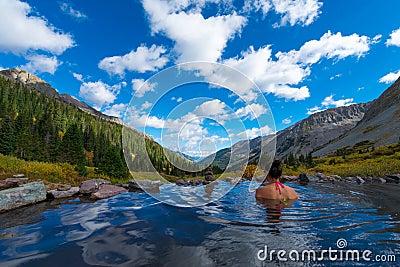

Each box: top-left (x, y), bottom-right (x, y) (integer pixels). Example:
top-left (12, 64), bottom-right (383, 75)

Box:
top-left (0, 181), bottom-right (398, 266)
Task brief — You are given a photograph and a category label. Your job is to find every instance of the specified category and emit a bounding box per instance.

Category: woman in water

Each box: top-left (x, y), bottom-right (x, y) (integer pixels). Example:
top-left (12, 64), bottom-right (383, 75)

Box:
top-left (256, 159), bottom-right (298, 222)
top-left (255, 159), bottom-right (299, 200)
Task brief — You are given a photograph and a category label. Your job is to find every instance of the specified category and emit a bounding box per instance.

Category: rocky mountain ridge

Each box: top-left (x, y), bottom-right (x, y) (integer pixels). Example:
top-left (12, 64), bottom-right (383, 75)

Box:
top-left (209, 76), bottom-right (400, 168)
top-left (313, 77), bottom-right (400, 156)
top-left (0, 68), bottom-right (123, 125)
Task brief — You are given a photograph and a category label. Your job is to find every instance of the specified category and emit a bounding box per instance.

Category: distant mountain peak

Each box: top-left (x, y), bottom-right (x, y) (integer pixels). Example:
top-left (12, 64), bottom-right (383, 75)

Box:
top-left (205, 102), bottom-right (369, 169)
top-left (5, 67), bottom-right (46, 84)
top-left (313, 79), bottom-right (400, 156)
top-left (1, 68), bottom-right (58, 98)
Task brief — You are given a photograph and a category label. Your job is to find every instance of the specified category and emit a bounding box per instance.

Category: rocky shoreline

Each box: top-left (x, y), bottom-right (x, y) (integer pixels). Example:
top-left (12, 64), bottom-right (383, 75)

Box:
top-left (280, 172), bottom-right (400, 185)
top-left (0, 172), bottom-right (398, 213)
top-left (0, 175), bottom-right (141, 213)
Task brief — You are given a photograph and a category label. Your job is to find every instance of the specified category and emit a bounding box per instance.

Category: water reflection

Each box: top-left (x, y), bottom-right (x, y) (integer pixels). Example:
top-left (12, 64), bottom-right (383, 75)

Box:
top-left (204, 181), bottom-right (217, 200)
top-left (0, 182), bottom-right (398, 266)
top-left (256, 198), bottom-right (297, 223)
top-left (78, 227), bottom-right (155, 266)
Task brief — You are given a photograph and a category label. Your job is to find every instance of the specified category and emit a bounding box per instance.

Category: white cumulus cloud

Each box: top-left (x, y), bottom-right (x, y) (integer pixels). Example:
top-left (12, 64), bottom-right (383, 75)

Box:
top-left (244, 0), bottom-right (323, 27)
top-left (386, 28), bottom-right (400, 47)
top-left (272, 0), bottom-right (323, 27)
top-left (0, 0), bottom-right (74, 55)
top-left (141, 0), bottom-right (246, 62)
top-left (20, 54), bottom-right (61, 74)
top-left (99, 44), bottom-right (169, 76)
top-left (379, 70), bottom-right (400, 84)
top-left (236, 125), bottom-right (272, 139)
top-left (223, 31), bottom-right (372, 101)
top-left (132, 79), bottom-right (157, 98)
top-left (193, 99), bottom-right (228, 117)
top-left (125, 106), bottom-right (166, 129)
top-left (79, 81), bottom-right (122, 109)
top-left (103, 103), bottom-right (128, 118)
top-left (306, 105), bottom-right (323, 115)
top-left (224, 45), bottom-right (310, 101)
top-left (321, 95), bottom-right (354, 107)
top-left (280, 31), bottom-right (371, 65)
top-left (235, 103), bottom-right (268, 120)
top-left (307, 95), bottom-right (355, 115)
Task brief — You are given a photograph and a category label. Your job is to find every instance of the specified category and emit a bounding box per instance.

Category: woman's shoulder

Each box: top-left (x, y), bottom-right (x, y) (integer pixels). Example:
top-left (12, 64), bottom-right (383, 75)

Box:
top-left (255, 185), bottom-right (274, 198)
top-left (283, 185), bottom-right (299, 199)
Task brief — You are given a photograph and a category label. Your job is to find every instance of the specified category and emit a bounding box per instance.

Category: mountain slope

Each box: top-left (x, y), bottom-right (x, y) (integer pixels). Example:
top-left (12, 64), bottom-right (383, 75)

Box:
top-left (313, 78), bottom-right (400, 156)
top-left (205, 103), bottom-right (369, 170)
top-left (0, 68), bottom-right (121, 124)
top-left (277, 103), bottom-right (369, 158)
top-left (0, 68), bottom-right (197, 178)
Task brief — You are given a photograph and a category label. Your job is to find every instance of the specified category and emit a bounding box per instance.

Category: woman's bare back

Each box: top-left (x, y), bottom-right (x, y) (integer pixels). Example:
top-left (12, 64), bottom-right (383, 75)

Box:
top-left (255, 183), bottom-right (299, 200)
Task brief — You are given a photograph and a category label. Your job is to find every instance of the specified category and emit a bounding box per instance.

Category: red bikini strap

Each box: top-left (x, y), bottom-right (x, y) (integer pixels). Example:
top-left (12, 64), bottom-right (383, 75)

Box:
top-left (275, 181), bottom-right (285, 195)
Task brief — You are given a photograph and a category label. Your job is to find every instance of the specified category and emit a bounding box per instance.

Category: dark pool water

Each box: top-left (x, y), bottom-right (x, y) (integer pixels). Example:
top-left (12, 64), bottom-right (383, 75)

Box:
top-left (0, 181), bottom-right (399, 266)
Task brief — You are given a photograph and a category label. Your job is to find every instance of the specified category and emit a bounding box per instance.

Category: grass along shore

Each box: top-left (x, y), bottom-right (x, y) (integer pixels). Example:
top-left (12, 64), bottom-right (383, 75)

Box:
top-left (283, 143), bottom-right (400, 177)
top-left (0, 142), bottom-right (399, 186)
top-left (0, 154), bottom-right (107, 186)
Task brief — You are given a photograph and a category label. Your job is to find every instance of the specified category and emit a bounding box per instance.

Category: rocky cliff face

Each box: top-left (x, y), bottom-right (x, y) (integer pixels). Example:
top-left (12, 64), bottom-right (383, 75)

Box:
top-left (313, 78), bottom-right (400, 156)
top-left (205, 103), bottom-right (369, 169)
top-left (0, 68), bottom-right (59, 98)
top-left (277, 103), bottom-right (369, 158)
top-left (0, 68), bottom-right (122, 124)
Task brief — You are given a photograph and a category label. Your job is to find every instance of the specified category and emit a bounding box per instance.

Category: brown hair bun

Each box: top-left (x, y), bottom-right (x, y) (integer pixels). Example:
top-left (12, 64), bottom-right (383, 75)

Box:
top-left (268, 159), bottom-right (282, 179)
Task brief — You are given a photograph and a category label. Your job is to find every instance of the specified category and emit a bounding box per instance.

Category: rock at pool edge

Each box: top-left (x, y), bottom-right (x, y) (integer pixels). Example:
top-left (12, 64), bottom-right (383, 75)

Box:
top-left (0, 182), bottom-right (46, 212)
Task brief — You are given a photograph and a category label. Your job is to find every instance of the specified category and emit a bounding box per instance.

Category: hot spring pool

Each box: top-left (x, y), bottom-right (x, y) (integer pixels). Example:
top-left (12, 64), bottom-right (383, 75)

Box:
top-left (0, 181), bottom-right (399, 266)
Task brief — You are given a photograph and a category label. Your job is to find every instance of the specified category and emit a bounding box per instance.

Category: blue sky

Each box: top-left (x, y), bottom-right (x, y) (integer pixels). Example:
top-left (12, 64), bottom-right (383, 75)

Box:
top-left (1, 0), bottom-right (400, 157)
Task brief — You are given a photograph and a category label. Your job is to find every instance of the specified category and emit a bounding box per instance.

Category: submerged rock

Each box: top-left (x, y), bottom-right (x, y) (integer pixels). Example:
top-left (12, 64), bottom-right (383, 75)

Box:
top-left (47, 187), bottom-right (79, 199)
top-left (298, 173), bottom-right (309, 185)
top-left (91, 184), bottom-right (127, 199)
top-left (0, 182), bottom-right (46, 212)
top-left (79, 179), bottom-right (111, 194)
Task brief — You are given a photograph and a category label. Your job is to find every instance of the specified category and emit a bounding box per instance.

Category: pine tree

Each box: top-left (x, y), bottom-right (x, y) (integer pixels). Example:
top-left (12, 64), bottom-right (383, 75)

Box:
top-left (298, 154), bottom-right (305, 164)
top-left (58, 123), bottom-right (86, 165)
top-left (0, 116), bottom-right (16, 155)
top-left (97, 145), bottom-right (127, 178)
top-left (306, 152), bottom-right (314, 168)
top-left (286, 152), bottom-right (296, 166)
